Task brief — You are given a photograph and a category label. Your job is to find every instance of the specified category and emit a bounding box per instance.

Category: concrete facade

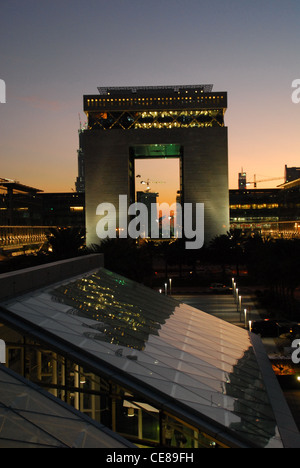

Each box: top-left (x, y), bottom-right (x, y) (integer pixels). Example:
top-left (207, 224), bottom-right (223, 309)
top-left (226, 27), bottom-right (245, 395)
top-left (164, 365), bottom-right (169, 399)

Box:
top-left (82, 86), bottom-right (229, 247)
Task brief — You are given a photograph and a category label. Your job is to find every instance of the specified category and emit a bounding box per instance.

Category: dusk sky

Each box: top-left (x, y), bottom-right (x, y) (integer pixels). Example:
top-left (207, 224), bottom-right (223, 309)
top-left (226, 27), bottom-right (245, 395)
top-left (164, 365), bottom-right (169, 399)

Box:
top-left (1, 0), bottom-right (300, 196)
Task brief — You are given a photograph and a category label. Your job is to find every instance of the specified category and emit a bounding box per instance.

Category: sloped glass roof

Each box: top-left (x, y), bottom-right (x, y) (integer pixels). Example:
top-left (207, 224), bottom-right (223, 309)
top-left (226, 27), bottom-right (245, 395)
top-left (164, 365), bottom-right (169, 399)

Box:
top-left (1, 267), bottom-right (297, 448)
top-left (0, 365), bottom-right (133, 448)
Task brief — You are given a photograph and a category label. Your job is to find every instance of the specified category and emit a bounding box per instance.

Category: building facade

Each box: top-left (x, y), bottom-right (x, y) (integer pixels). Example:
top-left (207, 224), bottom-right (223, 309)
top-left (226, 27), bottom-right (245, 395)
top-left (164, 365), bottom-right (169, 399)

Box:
top-left (285, 165), bottom-right (300, 183)
top-left (75, 130), bottom-right (86, 193)
top-left (238, 171), bottom-right (247, 190)
top-left (82, 85), bottom-right (229, 247)
top-left (230, 181), bottom-right (300, 237)
top-left (0, 180), bottom-right (85, 255)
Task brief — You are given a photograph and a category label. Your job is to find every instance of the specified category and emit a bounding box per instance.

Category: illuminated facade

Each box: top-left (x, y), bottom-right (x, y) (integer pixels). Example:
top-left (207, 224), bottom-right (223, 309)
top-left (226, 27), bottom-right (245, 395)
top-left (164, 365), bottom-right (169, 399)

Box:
top-left (82, 85), bottom-right (229, 246)
top-left (230, 184), bottom-right (300, 238)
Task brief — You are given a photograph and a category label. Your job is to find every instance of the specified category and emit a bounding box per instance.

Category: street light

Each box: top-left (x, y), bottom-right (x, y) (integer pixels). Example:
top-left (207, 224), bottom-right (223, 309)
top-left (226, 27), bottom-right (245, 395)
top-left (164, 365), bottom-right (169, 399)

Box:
top-left (238, 296), bottom-right (242, 322)
top-left (244, 308), bottom-right (248, 329)
top-left (169, 278), bottom-right (172, 296)
top-left (165, 283), bottom-right (167, 296)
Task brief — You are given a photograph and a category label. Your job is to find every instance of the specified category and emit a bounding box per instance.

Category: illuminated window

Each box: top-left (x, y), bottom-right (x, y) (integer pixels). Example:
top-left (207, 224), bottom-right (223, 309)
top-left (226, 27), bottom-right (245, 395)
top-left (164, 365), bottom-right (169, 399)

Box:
top-left (70, 207), bottom-right (84, 212)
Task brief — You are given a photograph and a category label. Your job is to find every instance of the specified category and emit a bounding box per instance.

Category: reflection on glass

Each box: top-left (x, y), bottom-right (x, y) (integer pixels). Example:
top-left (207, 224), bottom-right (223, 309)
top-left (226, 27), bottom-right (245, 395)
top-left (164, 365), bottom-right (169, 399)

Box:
top-left (1, 267), bottom-right (286, 448)
top-left (227, 348), bottom-right (279, 448)
top-left (52, 269), bottom-right (176, 350)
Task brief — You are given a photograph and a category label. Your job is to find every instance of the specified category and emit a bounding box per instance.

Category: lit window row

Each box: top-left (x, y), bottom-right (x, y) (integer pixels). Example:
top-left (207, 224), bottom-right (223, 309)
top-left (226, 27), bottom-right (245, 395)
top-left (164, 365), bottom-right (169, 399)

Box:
top-left (87, 109), bottom-right (224, 130)
top-left (86, 95), bottom-right (225, 107)
top-left (134, 122), bottom-right (214, 129)
top-left (230, 204), bottom-right (279, 210)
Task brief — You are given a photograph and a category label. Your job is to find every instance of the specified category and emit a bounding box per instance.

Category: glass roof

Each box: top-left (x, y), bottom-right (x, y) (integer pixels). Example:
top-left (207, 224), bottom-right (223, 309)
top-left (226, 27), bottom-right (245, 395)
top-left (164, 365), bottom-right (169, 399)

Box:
top-left (0, 365), bottom-right (133, 448)
top-left (0, 268), bottom-right (292, 448)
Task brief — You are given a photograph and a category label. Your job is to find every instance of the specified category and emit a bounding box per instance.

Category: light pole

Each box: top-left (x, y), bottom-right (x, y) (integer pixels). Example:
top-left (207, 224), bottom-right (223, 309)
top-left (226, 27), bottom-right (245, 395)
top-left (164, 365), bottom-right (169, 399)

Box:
top-left (238, 296), bottom-right (242, 322)
top-left (165, 283), bottom-right (167, 296)
top-left (235, 288), bottom-right (239, 304)
top-left (244, 308), bottom-right (248, 329)
top-left (169, 278), bottom-right (172, 296)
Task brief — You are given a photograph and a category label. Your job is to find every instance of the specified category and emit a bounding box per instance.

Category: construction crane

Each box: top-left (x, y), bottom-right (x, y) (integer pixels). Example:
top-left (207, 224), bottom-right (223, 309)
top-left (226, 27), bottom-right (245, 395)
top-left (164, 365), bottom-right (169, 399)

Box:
top-left (136, 176), bottom-right (166, 192)
top-left (246, 175), bottom-right (285, 188)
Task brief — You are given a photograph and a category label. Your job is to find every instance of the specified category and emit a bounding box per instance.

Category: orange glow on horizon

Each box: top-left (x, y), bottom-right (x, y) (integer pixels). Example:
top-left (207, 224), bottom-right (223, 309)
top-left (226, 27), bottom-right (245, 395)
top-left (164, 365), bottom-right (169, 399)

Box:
top-left (135, 158), bottom-right (180, 206)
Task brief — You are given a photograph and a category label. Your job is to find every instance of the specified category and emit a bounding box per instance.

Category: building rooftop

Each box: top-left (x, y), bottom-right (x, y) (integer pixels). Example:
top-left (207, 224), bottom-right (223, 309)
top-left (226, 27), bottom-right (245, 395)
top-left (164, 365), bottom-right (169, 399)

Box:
top-left (279, 178), bottom-right (300, 190)
top-left (84, 85), bottom-right (227, 130)
top-left (0, 364), bottom-right (133, 448)
top-left (1, 265), bottom-right (299, 448)
top-left (97, 84), bottom-right (214, 96)
top-left (0, 178), bottom-right (43, 194)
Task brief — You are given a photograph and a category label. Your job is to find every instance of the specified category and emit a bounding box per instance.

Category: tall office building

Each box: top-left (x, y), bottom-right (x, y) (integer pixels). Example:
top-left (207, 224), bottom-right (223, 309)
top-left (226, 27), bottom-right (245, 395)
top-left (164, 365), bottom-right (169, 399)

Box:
top-left (285, 165), bottom-right (300, 183)
top-left (239, 171), bottom-right (247, 190)
top-left (75, 130), bottom-right (85, 193)
top-left (136, 191), bottom-right (159, 238)
top-left (82, 85), bottom-right (229, 247)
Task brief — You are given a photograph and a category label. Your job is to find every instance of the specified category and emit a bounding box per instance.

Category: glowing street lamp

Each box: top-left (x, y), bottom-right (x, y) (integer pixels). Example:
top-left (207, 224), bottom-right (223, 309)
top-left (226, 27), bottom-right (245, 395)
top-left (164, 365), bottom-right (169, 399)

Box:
top-left (235, 288), bottom-right (239, 303)
top-left (238, 296), bottom-right (242, 321)
top-left (244, 308), bottom-right (248, 328)
top-left (169, 278), bottom-right (172, 296)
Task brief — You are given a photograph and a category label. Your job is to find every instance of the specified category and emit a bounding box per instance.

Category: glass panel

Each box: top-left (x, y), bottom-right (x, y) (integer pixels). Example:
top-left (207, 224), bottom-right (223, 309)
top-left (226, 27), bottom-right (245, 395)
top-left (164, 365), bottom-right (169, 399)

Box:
top-left (1, 267), bottom-right (284, 448)
top-left (0, 367), bottom-right (130, 448)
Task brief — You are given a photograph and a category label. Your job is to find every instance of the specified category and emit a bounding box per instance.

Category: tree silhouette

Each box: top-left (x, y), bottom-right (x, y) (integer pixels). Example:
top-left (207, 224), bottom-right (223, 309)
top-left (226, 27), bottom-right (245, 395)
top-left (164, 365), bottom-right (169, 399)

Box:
top-left (209, 229), bottom-right (247, 279)
top-left (244, 236), bottom-right (300, 318)
top-left (46, 227), bottom-right (85, 259)
top-left (88, 238), bottom-right (153, 285)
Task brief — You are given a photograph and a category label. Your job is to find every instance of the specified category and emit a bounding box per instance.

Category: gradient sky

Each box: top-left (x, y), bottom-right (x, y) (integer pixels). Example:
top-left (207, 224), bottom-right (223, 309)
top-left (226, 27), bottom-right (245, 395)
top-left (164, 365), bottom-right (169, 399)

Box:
top-left (1, 0), bottom-right (300, 195)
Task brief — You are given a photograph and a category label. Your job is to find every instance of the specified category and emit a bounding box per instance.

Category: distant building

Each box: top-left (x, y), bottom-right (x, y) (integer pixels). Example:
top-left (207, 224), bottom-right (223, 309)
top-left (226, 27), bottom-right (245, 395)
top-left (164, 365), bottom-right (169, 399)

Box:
top-left (0, 178), bottom-right (43, 226)
top-left (285, 165), bottom-right (300, 183)
top-left (38, 192), bottom-right (85, 227)
top-left (230, 181), bottom-right (300, 237)
top-left (75, 130), bottom-right (85, 193)
top-left (238, 171), bottom-right (247, 190)
top-left (230, 188), bottom-right (280, 225)
top-left (0, 179), bottom-right (85, 254)
top-left (136, 191), bottom-right (158, 237)
top-left (81, 84), bottom-right (229, 247)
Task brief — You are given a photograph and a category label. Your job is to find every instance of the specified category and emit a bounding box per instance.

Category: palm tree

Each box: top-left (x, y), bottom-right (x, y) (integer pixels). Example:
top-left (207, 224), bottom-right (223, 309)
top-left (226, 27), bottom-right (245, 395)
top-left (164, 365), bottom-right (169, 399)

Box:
top-left (88, 238), bottom-right (153, 284)
top-left (46, 227), bottom-right (86, 259)
top-left (209, 234), bottom-right (232, 282)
